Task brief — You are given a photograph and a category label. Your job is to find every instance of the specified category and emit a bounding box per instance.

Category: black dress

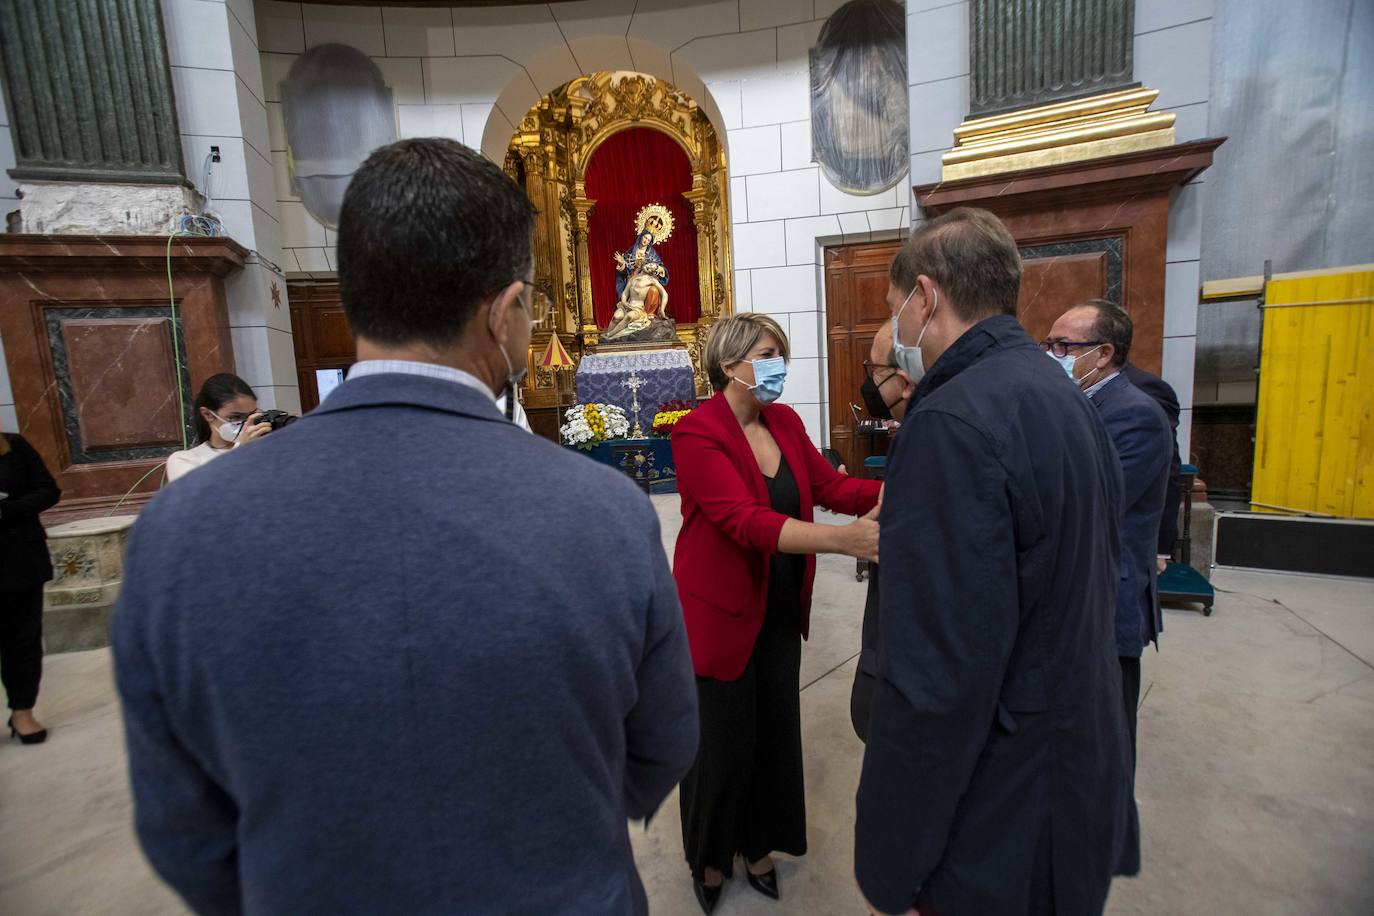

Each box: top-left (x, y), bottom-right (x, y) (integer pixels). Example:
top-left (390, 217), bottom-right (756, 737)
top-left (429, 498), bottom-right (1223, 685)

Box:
top-left (0, 433), bottom-right (61, 711)
top-left (679, 454), bottom-right (807, 880)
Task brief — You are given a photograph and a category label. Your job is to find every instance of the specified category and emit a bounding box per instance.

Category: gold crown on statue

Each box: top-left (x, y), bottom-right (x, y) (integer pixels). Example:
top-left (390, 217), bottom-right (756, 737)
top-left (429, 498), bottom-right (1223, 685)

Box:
top-left (635, 204), bottom-right (674, 244)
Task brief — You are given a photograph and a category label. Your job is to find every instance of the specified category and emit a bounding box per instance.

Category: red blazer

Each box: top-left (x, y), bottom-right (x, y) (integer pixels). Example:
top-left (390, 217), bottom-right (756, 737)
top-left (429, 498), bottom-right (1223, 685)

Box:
top-left (670, 394), bottom-right (881, 680)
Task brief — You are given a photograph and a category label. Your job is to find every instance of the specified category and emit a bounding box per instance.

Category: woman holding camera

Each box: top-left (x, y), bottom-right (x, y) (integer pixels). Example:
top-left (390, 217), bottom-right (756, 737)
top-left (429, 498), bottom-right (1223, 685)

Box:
top-left (165, 374), bottom-right (271, 482)
top-left (0, 418), bottom-right (61, 744)
top-left (671, 313), bottom-right (881, 913)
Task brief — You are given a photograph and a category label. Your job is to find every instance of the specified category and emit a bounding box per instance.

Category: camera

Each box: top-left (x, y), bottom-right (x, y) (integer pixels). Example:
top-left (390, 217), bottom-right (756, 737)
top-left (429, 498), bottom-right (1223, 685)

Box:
top-left (255, 409), bottom-right (298, 432)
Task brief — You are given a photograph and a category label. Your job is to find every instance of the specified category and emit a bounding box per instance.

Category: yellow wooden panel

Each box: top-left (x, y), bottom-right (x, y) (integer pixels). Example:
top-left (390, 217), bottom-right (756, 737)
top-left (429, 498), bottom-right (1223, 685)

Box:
top-left (1252, 269), bottom-right (1374, 518)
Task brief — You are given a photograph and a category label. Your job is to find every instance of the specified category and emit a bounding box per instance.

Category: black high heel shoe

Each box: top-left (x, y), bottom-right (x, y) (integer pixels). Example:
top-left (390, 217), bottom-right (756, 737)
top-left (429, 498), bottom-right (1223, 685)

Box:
top-left (745, 864), bottom-right (779, 900)
top-left (692, 876), bottom-right (724, 914)
top-left (7, 716), bottom-right (47, 745)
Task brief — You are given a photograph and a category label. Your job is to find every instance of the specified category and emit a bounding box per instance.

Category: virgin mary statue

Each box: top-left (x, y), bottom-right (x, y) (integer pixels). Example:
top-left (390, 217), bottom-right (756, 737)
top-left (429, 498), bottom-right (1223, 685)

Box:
top-left (604, 204), bottom-right (677, 343)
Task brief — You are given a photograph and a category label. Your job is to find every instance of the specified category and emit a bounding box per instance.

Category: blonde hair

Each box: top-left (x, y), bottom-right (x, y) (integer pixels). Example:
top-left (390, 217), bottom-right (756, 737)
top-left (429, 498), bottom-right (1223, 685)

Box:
top-left (704, 313), bottom-right (790, 390)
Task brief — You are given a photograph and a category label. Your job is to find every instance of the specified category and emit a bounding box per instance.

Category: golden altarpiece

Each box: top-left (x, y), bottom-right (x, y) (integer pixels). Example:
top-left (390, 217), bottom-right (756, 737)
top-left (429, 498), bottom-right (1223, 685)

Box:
top-left (503, 71), bottom-right (734, 434)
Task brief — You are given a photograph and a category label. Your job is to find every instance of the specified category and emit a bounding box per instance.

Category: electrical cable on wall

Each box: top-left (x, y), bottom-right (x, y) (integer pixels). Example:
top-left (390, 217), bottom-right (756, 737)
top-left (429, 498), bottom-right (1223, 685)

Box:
top-left (165, 232), bottom-right (190, 453)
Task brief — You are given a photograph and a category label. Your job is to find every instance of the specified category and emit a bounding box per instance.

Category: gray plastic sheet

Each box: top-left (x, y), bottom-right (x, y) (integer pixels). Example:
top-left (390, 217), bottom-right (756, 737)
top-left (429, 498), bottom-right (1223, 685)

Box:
top-left (1202, 0), bottom-right (1373, 282)
top-left (810, 0), bottom-right (909, 195)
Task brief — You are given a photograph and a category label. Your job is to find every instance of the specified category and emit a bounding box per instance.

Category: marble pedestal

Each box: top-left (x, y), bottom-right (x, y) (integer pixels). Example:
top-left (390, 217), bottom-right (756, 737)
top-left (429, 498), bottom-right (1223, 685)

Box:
top-left (0, 235), bottom-right (246, 522)
top-left (42, 516), bottom-right (135, 654)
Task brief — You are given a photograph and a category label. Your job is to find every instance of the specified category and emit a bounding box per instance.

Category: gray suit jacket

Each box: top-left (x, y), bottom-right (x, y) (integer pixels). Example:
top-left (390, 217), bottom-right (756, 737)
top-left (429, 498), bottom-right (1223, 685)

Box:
top-left (113, 372), bottom-right (698, 916)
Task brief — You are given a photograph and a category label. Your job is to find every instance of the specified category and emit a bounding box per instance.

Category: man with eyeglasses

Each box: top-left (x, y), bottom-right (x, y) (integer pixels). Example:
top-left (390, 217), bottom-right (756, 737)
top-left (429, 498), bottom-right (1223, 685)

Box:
top-left (849, 321), bottom-right (914, 742)
top-left (112, 139), bottom-right (698, 915)
top-left (1043, 301), bottom-right (1172, 868)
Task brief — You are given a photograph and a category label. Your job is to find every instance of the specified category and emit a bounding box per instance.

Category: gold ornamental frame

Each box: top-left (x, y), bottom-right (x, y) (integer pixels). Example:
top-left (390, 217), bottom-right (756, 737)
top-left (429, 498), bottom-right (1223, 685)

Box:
top-left (504, 71), bottom-right (734, 415)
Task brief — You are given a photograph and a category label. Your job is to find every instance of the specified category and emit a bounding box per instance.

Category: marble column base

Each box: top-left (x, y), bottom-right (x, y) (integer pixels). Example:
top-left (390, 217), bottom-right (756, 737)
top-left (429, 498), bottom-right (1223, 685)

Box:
top-left (42, 516), bottom-right (135, 654)
top-left (17, 181), bottom-right (201, 235)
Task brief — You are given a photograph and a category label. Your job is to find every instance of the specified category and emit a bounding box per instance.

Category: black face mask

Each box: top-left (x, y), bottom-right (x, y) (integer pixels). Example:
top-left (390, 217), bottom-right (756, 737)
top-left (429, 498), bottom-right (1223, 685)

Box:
top-left (860, 376), bottom-right (895, 421)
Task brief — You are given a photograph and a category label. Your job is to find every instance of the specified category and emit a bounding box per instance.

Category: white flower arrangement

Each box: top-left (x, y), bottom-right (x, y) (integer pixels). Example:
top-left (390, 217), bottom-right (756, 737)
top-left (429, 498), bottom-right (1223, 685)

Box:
top-left (560, 402), bottom-right (630, 450)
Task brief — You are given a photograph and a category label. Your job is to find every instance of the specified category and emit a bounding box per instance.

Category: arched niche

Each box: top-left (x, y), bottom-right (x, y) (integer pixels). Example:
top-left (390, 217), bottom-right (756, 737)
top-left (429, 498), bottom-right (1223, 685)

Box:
top-left (504, 71), bottom-right (734, 409)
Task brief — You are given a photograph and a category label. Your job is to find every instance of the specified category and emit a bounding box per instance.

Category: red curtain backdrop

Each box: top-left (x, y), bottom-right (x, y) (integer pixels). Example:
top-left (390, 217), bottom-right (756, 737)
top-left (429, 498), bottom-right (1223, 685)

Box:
top-left (584, 127), bottom-right (700, 328)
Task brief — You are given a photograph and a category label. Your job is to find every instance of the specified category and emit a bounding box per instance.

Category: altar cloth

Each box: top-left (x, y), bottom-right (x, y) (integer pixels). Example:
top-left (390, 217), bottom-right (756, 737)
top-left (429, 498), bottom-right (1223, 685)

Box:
top-left (575, 349), bottom-right (696, 426)
top-left (567, 437), bottom-right (678, 494)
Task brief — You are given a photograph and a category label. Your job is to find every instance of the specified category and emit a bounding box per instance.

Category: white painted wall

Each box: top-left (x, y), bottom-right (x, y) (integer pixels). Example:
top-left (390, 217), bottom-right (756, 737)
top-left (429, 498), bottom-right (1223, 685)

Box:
top-left (162, 0), bottom-right (300, 414)
top-left (252, 0), bottom-right (912, 445)
top-left (0, 73), bottom-right (17, 432)
top-left (1136, 0), bottom-right (1215, 461)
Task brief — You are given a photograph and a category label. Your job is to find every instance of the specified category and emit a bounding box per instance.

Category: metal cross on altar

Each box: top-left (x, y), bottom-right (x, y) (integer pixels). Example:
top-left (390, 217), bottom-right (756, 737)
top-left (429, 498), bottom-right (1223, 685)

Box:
top-left (621, 370), bottom-right (647, 439)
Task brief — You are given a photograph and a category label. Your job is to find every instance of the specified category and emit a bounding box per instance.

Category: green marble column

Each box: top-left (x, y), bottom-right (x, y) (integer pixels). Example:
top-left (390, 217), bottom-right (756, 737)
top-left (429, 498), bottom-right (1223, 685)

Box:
top-left (0, 0), bottom-right (185, 184)
top-left (970, 0), bottom-right (1137, 117)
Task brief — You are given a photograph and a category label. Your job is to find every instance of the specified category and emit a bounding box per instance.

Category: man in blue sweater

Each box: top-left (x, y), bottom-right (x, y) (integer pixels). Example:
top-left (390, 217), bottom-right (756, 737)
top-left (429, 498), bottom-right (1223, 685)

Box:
top-left (112, 139), bottom-right (699, 915)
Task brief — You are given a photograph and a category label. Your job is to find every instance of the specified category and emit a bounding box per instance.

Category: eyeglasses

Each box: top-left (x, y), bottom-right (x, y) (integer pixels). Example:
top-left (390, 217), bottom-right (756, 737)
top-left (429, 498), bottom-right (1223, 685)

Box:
top-left (1039, 339), bottom-right (1103, 358)
top-left (518, 279), bottom-right (553, 326)
top-left (863, 359), bottom-right (901, 382)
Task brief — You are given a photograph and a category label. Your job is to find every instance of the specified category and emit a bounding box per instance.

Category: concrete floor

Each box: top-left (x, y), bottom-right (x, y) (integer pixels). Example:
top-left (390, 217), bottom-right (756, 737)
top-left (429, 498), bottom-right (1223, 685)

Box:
top-left (3, 494), bottom-right (1373, 915)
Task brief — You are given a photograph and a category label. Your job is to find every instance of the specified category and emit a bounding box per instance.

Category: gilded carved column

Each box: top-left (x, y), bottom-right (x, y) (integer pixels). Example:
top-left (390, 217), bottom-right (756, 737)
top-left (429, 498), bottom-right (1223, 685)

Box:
top-left (682, 186), bottom-right (716, 319)
top-left (568, 193), bottom-right (599, 346)
top-left (0, 0), bottom-right (185, 184)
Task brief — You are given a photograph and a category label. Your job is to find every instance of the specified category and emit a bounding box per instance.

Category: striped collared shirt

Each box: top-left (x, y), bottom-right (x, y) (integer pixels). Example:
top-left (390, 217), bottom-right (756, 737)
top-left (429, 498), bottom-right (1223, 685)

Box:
top-left (347, 359), bottom-right (495, 403)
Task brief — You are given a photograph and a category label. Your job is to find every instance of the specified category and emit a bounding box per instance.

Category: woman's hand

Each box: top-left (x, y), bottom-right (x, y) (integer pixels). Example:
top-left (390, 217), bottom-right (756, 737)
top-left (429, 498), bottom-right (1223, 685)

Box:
top-left (614, 251), bottom-right (626, 271)
top-left (237, 412), bottom-right (272, 445)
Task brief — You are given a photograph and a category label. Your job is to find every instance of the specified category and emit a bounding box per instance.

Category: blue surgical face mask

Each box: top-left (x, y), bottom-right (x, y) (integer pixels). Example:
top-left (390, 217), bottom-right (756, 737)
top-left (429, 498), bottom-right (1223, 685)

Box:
top-left (1046, 345), bottom-right (1103, 387)
top-left (734, 356), bottom-right (787, 404)
top-left (892, 286), bottom-right (937, 383)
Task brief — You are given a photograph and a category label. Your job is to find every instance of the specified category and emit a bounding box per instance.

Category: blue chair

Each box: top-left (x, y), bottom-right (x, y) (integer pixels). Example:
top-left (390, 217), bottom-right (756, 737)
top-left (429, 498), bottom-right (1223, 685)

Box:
top-left (1157, 463), bottom-right (1216, 615)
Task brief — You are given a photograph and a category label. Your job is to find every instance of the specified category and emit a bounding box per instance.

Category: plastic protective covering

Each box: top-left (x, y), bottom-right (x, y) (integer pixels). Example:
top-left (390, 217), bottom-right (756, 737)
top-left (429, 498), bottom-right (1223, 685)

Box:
top-left (1203, 0), bottom-right (1374, 282)
top-left (810, 0), bottom-right (909, 195)
top-left (281, 44), bottom-right (397, 228)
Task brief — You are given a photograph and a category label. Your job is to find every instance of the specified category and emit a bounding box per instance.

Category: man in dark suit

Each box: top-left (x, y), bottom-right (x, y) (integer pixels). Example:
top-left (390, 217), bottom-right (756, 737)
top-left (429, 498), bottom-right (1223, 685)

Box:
top-left (1045, 301), bottom-right (1173, 773)
top-left (113, 139), bottom-right (699, 915)
top-left (1083, 300), bottom-right (1184, 570)
top-left (855, 208), bottom-right (1137, 915)
top-left (1121, 360), bottom-right (1183, 569)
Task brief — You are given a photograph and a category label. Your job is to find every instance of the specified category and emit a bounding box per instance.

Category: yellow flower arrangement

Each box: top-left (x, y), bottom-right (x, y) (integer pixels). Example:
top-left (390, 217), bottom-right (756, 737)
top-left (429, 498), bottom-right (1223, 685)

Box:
top-left (561, 402), bottom-right (630, 449)
top-left (651, 400), bottom-right (694, 437)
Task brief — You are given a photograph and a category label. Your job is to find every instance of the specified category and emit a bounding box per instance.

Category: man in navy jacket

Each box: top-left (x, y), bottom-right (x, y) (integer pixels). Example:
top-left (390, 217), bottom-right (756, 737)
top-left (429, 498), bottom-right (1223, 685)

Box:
top-left (1046, 303), bottom-right (1173, 774)
top-left (112, 139), bottom-right (698, 915)
top-left (856, 208), bottom-right (1137, 915)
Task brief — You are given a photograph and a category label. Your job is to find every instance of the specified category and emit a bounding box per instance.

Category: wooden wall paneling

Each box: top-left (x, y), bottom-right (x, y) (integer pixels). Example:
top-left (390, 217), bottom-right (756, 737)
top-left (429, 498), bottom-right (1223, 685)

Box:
top-left (287, 282), bottom-right (356, 413)
top-left (825, 240), bottom-right (903, 471)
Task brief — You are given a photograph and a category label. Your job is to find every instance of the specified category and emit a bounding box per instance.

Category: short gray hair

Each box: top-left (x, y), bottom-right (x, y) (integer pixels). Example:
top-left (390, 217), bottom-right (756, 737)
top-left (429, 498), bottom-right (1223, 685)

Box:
top-left (704, 313), bottom-right (790, 390)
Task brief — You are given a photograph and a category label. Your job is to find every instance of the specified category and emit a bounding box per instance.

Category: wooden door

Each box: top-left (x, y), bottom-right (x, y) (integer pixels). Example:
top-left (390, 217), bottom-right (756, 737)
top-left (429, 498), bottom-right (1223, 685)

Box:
top-left (824, 240), bottom-right (903, 472)
top-left (288, 281), bottom-right (356, 412)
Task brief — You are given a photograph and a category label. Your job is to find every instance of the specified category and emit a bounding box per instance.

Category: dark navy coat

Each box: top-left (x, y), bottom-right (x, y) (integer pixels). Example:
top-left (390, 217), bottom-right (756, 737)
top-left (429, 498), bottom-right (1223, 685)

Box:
top-left (112, 372), bottom-right (698, 916)
top-left (855, 315), bottom-right (1138, 915)
top-left (1092, 372), bottom-right (1173, 656)
top-left (1121, 362), bottom-right (1182, 557)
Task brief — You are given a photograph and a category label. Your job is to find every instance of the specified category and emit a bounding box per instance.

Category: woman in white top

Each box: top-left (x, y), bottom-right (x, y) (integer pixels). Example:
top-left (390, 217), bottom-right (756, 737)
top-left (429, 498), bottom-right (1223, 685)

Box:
top-left (165, 373), bottom-right (271, 482)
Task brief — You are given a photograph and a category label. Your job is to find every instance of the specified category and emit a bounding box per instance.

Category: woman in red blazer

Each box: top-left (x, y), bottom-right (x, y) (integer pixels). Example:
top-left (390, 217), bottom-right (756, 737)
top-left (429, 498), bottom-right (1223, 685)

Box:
top-left (671, 313), bottom-right (880, 913)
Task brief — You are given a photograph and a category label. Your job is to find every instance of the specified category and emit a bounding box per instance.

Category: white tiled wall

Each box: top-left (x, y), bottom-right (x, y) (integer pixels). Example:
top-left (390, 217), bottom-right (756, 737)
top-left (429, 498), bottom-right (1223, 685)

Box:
top-left (906, 0), bottom-right (970, 189)
top-left (251, 0), bottom-right (916, 445)
top-left (164, 0), bottom-right (299, 413)
top-left (1136, 0), bottom-right (1215, 460)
